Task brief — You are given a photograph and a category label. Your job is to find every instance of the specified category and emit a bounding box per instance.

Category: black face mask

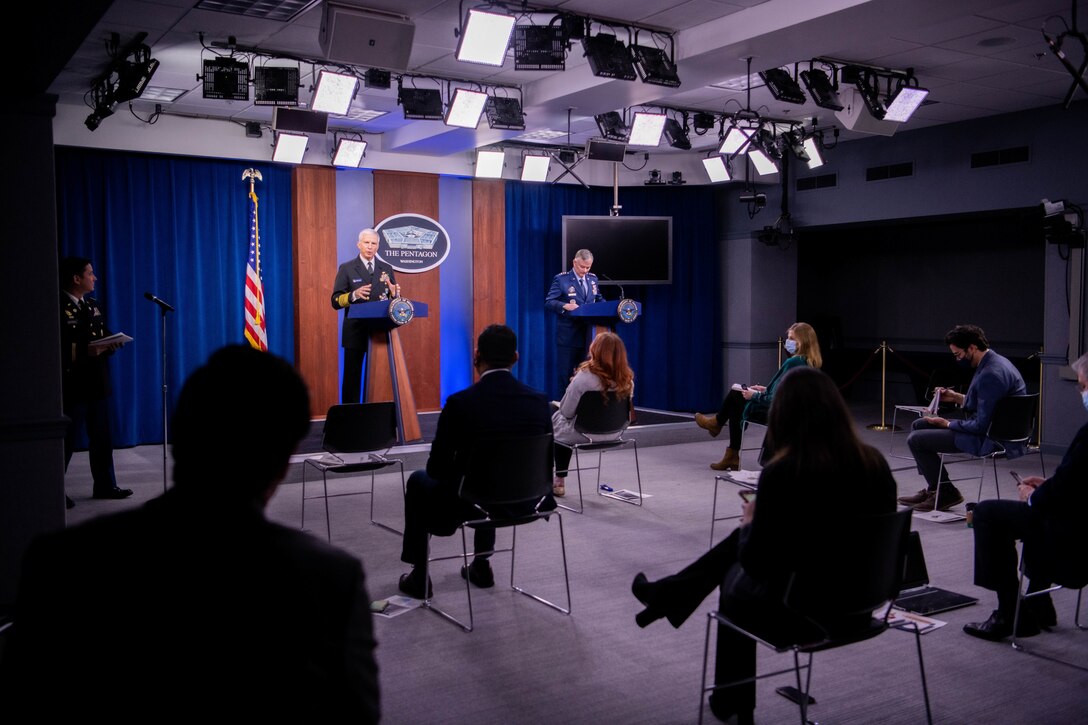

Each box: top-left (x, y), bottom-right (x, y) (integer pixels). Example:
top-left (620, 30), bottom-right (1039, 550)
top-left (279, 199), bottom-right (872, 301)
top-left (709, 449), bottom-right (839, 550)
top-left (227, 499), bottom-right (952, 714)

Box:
top-left (955, 357), bottom-right (971, 369)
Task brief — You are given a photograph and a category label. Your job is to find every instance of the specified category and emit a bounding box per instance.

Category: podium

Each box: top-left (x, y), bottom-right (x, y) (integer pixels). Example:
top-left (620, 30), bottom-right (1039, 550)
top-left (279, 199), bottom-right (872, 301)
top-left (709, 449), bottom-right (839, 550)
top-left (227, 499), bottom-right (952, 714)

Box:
top-left (346, 299), bottom-right (429, 443)
top-left (569, 299), bottom-right (643, 337)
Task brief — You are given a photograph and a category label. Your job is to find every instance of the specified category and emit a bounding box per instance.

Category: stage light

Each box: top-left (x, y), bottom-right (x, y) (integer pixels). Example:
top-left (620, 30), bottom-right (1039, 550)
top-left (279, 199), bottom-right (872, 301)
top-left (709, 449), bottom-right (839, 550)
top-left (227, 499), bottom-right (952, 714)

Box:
top-left (702, 156), bottom-right (731, 183)
top-left (84, 79), bottom-right (114, 132)
top-left (272, 132), bottom-right (308, 163)
top-left (631, 44), bottom-right (681, 87)
top-left (884, 83), bottom-right (929, 122)
top-left (748, 148), bottom-right (778, 175)
top-left (784, 130), bottom-right (809, 162)
top-left (202, 57), bottom-right (250, 101)
top-left (693, 112), bottom-right (717, 132)
top-left (843, 65), bottom-right (885, 119)
top-left (475, 150), bottom-right (506, 178)
top-left (595, 111), bottom-right (629, 142)
top-left (800, 68), bottom-right (843, 111)
top-left (514, 24), bottom-right (565, 71)
top-left (803, 137), bottom-right (824, 168)
top-left (521, 154), bottom-right (551, 182)
top-left (719, 125), bottom-right (754, 155)
top-left (254, 66), bottom-right (300, 106)
top-left (399, 86), bottom-right (444, 120)
top-left (485, 96), bottom-right (525, 130)
top-left (753, 127), bottom-right (783, 160)
top-left (759, 67), bottom-right (805, 105)
top-left (113, 44), bottom-right (160, 102)
top-left (364, 68), bottom-right (391, 89)
top-left (311, 70), bottom-right (358, 115)
top-left (445, 88), bottom-right (488, 128)
top-left (663, 117), bottom-right (691, 150)
top-left (456, 8), bottom-right (516, 66)
top-left (583, 33), bottom-right (637, 81)
top-left (629, 112), bottom-right (666, 146)
top-left (333, 138), bottom-right (367, 167)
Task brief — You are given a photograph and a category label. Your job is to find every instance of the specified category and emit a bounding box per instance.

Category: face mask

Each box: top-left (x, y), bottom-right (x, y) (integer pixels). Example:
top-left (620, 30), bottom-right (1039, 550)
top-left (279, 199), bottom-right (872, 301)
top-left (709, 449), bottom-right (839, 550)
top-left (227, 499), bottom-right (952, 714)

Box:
top-left (784, 339), bottom-right (798, 355)
top-left (956, 357), bottom-right (971, 369)
top-left (1082, 390), bottom-right (1088, 413)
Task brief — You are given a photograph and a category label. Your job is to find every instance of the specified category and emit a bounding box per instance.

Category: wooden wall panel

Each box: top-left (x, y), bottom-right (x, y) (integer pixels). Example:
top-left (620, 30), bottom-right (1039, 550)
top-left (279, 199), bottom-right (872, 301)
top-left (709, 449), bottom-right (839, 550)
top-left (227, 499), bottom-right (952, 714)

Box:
top-left (472, 179), bottom-right (506, 348)
top-left (292, 165), bottom-right (339, 417)
top-left (373, 170), bottom-right (441, 412)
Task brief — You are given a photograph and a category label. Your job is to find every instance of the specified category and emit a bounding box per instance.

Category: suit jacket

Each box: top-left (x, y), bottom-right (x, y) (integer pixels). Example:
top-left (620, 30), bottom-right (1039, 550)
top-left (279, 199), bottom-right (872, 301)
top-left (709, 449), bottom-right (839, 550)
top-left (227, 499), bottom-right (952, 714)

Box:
top-left (427, 369), bottom-right (553, 486)
top-left (947, 349), bottom-right (1027, 456)
top-left (331, 256), bottom-right (398, 349)
top-left (2, 487), bottom-right (380, 721)
top-left (60, 293), bottom-right (112, 402)
top-left (545, 270), bottom-right (605, 349)
top-left (1026, 420), bottom-right (1088, 583)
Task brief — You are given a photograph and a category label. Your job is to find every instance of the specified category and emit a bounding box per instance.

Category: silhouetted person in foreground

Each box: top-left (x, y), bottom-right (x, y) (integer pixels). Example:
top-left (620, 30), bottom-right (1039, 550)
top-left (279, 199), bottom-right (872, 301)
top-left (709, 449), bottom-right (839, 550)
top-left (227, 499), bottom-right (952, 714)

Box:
top-left (3, 345), bottom-right (380, 721)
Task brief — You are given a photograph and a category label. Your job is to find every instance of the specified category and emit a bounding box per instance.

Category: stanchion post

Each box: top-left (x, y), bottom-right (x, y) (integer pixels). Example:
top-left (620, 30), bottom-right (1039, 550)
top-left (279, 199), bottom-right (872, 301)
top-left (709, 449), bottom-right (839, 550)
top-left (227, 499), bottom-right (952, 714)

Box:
top-left (867, 340), bottom-right (894, 431)
top-left (1036, 346), bottom-right (1044, 447)
top-left (777, 336), bottom-right (783, 368)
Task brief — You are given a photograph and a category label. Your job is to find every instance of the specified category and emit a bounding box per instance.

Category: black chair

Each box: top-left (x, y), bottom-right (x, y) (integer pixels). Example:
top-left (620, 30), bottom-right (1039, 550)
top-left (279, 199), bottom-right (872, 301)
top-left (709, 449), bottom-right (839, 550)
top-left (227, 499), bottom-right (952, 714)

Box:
top-left (423, 432), bottom-right (571, 632)
top-left (708, 473), bottom-right (758, 548)
top-left (921, 393), bottom-right (1045, 523)
top-left (1011, 550), bottom-right (1088, 671)
top-left (301, 402), bottom-right (405, 541)
top-left (555, 392), bottom-right (642, 514)
top-left (888, 371), bottom-right (964, 460)
top-left (698, 509), bottom-right (932, 724)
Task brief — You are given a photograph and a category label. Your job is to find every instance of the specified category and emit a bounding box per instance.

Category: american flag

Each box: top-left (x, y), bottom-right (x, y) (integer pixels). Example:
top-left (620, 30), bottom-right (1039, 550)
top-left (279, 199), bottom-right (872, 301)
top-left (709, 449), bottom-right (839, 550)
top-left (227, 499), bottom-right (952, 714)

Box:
top-left (243, 187), bottom-right (268, 350)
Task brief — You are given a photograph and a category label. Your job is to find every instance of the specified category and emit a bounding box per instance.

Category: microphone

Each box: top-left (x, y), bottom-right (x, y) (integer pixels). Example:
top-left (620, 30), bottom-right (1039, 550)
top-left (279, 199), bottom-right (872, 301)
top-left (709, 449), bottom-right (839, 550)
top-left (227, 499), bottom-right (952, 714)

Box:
top-left (144, 292), bottom-right (175, 312)
top-left (597, 273), bottom-right (625, 300)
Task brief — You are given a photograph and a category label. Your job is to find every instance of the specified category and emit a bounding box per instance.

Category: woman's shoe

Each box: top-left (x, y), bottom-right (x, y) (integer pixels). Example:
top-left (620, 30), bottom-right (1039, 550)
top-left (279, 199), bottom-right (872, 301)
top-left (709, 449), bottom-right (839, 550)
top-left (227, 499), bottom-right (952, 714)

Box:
top-left (708, 694), bottom-right (754, 725)
top-left (553, 476), bottom-right (566, 497)
top-left (632, 572), bottom-right (666, 628)
top-left (695, 412), bottom-right (723, 437)
top-left (709, 448), bottom-right (740, 471)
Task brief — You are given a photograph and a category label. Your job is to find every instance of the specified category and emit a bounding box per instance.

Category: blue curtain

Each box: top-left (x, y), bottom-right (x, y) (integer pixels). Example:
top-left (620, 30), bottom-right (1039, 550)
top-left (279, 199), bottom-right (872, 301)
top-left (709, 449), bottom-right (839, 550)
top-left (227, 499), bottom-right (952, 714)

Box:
top-left (55, 147), bottom-right (294, 447)
top-left (505, 182), bottom-right (722, 412)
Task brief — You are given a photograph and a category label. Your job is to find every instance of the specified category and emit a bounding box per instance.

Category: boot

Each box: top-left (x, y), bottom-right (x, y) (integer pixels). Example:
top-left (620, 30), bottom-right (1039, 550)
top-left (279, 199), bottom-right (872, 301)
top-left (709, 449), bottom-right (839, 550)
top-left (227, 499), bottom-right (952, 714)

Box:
top-left (710, 447), bottom-right (740, 471)
top-left (694, 412), bottom-right (722, 437)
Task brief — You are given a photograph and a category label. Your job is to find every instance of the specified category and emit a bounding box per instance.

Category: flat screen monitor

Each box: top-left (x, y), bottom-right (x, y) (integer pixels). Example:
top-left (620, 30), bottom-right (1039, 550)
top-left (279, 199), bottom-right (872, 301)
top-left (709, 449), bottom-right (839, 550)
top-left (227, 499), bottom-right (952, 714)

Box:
top-left (561, 216), bottom-right (672, 286)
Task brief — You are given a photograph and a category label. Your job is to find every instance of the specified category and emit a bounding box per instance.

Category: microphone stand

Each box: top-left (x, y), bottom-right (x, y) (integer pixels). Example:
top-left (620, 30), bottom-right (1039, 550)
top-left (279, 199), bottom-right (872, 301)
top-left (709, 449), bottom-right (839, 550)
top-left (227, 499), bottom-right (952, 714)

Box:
top-left (145, 292), bottom-right (175, 492)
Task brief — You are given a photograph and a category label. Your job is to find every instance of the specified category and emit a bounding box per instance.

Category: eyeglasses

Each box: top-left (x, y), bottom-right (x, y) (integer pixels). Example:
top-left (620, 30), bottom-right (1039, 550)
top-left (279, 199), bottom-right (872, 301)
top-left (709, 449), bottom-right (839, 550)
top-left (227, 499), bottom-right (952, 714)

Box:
top-left (951, 347), bottom-right (969, 361)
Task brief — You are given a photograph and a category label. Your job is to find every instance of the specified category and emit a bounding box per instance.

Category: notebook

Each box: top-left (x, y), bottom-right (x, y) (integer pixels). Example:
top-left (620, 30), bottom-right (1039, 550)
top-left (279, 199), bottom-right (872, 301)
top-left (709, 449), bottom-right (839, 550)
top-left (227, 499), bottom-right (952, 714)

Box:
top-left (894, 532), bottom-right (978, 615)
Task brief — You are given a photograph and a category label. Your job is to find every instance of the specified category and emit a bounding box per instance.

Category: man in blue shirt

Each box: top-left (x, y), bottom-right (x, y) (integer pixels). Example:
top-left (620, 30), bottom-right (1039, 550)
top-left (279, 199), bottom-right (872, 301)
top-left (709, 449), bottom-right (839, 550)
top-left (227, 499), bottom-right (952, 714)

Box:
top-left (900, 324), bottom-right (1027, 512)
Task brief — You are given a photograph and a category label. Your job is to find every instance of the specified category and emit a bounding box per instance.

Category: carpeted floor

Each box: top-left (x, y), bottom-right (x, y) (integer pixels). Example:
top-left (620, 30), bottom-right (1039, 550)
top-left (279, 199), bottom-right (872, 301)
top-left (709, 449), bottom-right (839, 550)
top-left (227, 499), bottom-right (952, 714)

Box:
top-left (59, 403), bottom-right (1088, 724)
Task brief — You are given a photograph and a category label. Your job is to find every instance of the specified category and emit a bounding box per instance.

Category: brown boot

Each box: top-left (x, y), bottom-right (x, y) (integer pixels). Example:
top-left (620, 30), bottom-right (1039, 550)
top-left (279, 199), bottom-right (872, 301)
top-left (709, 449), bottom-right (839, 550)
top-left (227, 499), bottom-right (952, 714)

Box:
top-left (710, 448), bottom-right (740, 471)
top-left (695, 412), bottom-right (722, 437)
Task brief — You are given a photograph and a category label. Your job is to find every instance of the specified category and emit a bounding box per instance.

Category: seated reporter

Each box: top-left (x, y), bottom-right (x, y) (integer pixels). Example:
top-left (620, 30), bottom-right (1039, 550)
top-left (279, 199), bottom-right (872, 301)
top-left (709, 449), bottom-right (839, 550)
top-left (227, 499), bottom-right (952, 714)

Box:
top-left (632, 366), bottom-right (895, 724)
top-left (551, 332), bottom-right (635, 497)
top-left (694, 322), bottom-right (822, 471)
top-left (964, 352), bottom-right (1088, 641)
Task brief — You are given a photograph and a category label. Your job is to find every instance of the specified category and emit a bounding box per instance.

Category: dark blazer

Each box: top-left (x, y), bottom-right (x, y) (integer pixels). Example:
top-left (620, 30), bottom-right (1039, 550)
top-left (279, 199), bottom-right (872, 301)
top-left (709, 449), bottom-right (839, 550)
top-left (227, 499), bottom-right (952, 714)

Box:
top-left (545, 270), bottom-right (605, 349)
top-left (1025, 421), bottom-right (1088, 582)
top-left (947, 349), bottom-right (1027, 457)
top-left (60, 293), bottom-right (112, 401)
top-left (331, 256), bottom-right (398, 349)
top-left (2, 488), bottom-right (380, 721)
top-left (427, 369), bottom-right (553, 486)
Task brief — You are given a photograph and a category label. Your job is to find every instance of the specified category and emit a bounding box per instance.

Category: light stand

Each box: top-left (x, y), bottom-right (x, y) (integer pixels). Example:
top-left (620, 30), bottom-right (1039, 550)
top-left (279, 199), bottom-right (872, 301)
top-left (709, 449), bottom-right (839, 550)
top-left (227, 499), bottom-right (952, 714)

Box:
top-left (144, 292), bottom-right (175, 492)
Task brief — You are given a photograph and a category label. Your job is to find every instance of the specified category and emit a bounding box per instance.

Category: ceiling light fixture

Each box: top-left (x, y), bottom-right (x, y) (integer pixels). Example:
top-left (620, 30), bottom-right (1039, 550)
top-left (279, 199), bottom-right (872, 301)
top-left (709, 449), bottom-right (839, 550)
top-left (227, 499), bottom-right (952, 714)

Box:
top-left (583, 32), bottom-right (637, 81)
top-left (884, 82), bottom-right (929, 122)
top-left (485, 96), bottom-right (526, 130)
top-left (514, 24), bottom-right (566, 71)
top-left (475, 149), bottom-right (506, 178)
top-left (628, 111), bottom-right (666, 146)
top-left (748, 148), bottom-right (778, 175)
top-left (332, 138), bottom-right (367, 167)
top-left (456, 8), bottom-right (517, 66)
top-left (631, 41), bottom-right (681, 87)
top-left (254, 65), bottom-right (300, 106)
top-left (398, 85), bottom-right (444, 120)
top-left (272, 132), bottom-right (308, 163)
top-left (702, 155), bottom-right (731, 183)
top-left (595, 111), bottom-right (629, 142)
top-left (202, 57), bottom-right (250, 101)
top-left (803, 137), bottom-right (824, 168)
top-left (311, 70), bottom-right (358, 115)
top-left (521, 154), bottom-right (552, 182)
top-left (759, 67), bottom-right (805, 105)
top-left (445, 88), bottom-right (489, 128)
top-left (113, 44), bottom-right (160, 102)
top-left (719, 125), bottom-right (754, 155)
top-left (663, 117), bottom-right (691, 150)
top-left (800, 67), bottom-right (843, 111)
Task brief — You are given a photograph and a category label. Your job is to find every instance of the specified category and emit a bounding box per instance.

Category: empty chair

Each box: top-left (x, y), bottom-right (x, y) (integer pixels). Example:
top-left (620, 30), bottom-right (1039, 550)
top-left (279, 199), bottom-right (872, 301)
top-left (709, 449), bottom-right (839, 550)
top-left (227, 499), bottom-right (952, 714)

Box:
top-left (301, 402), bottom-right (405, 541)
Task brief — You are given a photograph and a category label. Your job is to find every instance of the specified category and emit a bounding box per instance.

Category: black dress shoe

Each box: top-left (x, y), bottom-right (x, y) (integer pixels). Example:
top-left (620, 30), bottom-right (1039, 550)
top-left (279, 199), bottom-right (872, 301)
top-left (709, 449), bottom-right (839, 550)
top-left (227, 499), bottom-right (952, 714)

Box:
top-left (963, 609), bottom-right (1040, 641)
top-left (398, 570), bottom-right (433, 599)
top-left (92, 487), bottom-right (133, 500)
top-left (708, 694), bottom-right (755, 725)
top-left (461, 559), bottom-right (495, 588)
top-left (1028, 593), bottom-right (1057, 628)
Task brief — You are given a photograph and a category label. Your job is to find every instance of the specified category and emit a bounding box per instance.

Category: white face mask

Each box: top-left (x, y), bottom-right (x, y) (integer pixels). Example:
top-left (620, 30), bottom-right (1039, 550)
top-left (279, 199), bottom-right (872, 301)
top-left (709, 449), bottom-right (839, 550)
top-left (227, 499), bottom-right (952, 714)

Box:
top-left (1082, 389), bottom-right (1088, 413)
top-left (784, 339), bottom-right (798, 355)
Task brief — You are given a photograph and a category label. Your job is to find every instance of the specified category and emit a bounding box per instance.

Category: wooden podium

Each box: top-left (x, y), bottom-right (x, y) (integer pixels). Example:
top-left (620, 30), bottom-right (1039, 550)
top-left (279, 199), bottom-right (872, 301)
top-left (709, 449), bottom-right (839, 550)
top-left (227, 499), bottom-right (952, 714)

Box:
top-left (346, 299), bottom-right (429, 443)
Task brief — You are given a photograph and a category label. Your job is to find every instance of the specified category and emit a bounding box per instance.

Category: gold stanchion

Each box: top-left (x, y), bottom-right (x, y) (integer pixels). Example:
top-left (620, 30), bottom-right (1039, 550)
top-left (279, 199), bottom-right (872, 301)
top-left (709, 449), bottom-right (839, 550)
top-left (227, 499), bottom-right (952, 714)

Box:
top-left (777, 336), bottom-right (783, 367)
top-left (1035, 346), bottom-right (1044, 447)
top-left (867, 340), bottom-right (896, 431)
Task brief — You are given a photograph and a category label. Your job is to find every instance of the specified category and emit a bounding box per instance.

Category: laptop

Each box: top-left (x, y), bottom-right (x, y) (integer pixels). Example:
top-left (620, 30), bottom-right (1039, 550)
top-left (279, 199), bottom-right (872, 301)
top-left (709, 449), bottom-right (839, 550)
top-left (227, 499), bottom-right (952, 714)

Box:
top-left (894, 532), bottom-right (979, 615)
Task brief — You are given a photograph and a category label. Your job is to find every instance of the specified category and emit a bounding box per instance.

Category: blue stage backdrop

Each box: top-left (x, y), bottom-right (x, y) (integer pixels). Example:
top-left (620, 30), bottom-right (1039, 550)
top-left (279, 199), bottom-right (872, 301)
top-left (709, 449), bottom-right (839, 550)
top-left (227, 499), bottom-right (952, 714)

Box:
top-left (55, 147), bottom-right (294, 448)
top-left (505, 182), bottom-right (722, 413)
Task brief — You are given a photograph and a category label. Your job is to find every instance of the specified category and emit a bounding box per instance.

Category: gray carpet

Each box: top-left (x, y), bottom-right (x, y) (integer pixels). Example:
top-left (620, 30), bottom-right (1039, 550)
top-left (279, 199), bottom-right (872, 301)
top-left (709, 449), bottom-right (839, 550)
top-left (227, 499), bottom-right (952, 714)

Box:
top-left (60, 405), bottom-right (1088, 724)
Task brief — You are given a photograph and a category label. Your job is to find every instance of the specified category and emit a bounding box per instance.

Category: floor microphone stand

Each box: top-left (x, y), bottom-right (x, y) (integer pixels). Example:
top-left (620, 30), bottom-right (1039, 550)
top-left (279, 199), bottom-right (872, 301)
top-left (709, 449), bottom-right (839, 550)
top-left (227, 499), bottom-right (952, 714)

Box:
top-left (145, 292), bottom-right (175, 492)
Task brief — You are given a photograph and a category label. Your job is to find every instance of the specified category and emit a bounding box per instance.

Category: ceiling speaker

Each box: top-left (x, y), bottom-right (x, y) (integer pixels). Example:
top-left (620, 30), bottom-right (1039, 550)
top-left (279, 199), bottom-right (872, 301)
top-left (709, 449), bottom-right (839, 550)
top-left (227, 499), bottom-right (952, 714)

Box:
top-left (320, 2), bottom-right (415, 71)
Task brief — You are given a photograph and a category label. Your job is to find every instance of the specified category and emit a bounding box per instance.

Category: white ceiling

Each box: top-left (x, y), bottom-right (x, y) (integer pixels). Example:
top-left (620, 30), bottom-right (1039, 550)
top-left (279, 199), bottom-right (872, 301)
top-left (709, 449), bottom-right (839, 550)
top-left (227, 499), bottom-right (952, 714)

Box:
top-left (48, 0), bottom-right (1087, 161)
